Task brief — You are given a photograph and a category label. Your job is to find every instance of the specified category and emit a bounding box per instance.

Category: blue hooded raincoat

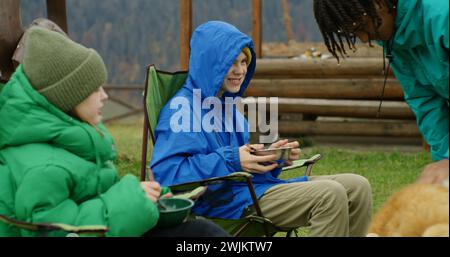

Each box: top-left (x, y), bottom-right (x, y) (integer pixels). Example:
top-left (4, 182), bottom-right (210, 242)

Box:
top-left (388, 0), bottom-right (449, 160)
top-left (150, 21), bottom-right (307, 219)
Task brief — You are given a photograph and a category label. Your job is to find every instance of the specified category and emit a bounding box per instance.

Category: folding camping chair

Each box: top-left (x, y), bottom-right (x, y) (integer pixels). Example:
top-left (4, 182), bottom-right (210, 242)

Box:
top-left (140, 64), bottom-right (322, 237)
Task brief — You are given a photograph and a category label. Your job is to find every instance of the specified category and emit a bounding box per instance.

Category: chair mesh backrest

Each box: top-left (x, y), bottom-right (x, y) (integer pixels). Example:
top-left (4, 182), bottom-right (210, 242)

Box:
top-left (145, 65), bottom-right (188, 146)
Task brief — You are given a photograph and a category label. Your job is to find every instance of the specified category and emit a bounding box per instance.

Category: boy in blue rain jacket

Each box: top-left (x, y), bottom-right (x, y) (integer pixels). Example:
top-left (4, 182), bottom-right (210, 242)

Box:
top-left (151, 21), bottom-right (372, 236)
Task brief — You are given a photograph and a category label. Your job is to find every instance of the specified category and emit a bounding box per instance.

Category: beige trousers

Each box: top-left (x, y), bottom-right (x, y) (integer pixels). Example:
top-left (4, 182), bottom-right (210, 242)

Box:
top-left (247, 174), bottom-right (372, 237)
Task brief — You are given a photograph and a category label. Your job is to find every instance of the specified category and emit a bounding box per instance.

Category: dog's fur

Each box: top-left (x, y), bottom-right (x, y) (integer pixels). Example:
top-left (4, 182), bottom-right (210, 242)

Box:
top-left (368, 182), bottom-right (449, 237)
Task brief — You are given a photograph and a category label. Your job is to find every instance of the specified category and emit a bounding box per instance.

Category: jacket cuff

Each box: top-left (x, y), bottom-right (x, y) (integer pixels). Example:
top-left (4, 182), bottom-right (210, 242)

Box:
top-left (101, 175), bottom-right (159, 236)
top-left (216, 146), bottom-right (242, 172)
top-left (229, 146), bottom-right (242, 171)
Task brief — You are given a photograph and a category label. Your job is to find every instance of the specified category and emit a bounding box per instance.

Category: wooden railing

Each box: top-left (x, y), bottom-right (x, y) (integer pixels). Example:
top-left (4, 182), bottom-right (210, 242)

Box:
top-left (103, 85), bottom-right (144, 123)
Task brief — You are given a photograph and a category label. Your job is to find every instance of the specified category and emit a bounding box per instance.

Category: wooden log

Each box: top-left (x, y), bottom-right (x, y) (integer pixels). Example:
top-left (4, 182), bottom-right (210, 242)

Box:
top-left (245, 78), bottom-right (404, 99)
top-left (0, 0), bottom-right (23, 81)
top-left (241, 98), bottom-right (414, 119)
top-left (252, 0), bottom-right (262, 58)
top-left (46, 0), bottom-right (68, 33)
top-left (277, 120), bottom-right (421, 137)
top-left (179, 0), bottom-right (192, 70)
top-left (277, 99), bottom-right (414, 119)
top-left (254, 58), bottom-right (395, 79)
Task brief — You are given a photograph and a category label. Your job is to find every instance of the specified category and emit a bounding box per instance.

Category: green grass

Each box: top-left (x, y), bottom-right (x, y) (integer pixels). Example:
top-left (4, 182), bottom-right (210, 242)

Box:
top-left (280, 147), bottom-right (430, 212)
top-left (107, 123), bottom-right (146, 178)
top-left (106, 123), bottom-right (431, 235)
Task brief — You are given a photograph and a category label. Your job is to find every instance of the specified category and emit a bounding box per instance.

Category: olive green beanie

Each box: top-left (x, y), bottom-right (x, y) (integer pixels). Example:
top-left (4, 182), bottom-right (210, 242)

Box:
top-left (22, 27), bottom-right (107, 112)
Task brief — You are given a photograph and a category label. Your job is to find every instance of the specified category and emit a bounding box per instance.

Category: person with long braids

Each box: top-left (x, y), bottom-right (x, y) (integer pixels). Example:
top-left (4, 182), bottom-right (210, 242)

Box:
top-left (313, 0), bottom-right (449, 185)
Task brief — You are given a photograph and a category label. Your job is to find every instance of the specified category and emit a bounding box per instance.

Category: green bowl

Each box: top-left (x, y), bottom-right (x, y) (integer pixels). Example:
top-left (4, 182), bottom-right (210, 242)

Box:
top-left (156, 198), bottom-right (194, 228)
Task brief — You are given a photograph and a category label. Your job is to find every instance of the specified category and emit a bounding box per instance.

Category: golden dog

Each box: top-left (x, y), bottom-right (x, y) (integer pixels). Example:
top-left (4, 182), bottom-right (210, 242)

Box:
top-left (368, 181), bottom-right (449, 237)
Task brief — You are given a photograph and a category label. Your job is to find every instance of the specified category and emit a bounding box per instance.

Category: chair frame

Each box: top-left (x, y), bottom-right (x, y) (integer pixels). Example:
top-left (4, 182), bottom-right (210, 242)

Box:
top-left (0, 214), bottom-right (108, 237)
top-left (140, 64), bottom-right (321, 237)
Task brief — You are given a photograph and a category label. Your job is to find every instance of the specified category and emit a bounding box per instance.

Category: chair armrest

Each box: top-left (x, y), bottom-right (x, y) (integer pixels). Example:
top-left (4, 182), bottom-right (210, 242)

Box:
top-left (169, 172), bottom-right (253, 193)
top-left (282, 154), bottom-right (322, 176)
top-left (0, 214), bottom-right (108, 236)
top-left (172, 186), bottom-right (208, 200)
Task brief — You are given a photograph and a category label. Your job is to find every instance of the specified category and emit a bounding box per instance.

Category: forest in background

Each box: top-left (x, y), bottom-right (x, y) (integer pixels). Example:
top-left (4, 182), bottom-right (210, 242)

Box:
top-left (20, 0), bottom-right (321, 85)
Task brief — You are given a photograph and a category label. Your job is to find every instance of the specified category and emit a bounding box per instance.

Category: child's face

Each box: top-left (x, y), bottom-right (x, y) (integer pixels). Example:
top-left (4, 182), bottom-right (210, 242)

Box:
top-left (221, 52), bottom-right (248, 94)
top-left (351, 1), bottom-right (395, 43)
top-left (73, 86), bottom-right (108, 125)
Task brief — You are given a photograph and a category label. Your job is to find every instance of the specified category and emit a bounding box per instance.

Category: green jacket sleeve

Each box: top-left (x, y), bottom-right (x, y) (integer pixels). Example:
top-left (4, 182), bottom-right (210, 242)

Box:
top-left (161, 186), bottom-right (172, 196)
top-left (14, 166), bottom-right (159, 237)
top-left (399, 75), bottom-right (449, 161)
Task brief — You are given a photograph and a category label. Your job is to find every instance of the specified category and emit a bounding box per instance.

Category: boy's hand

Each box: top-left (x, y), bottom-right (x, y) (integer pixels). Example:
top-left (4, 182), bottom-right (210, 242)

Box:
top-left (239, 144), bottom-right (278, 174)
top-left (140, 181), bottom-right (162, 202)
top-left (269, 139), bottom-right (301, 166)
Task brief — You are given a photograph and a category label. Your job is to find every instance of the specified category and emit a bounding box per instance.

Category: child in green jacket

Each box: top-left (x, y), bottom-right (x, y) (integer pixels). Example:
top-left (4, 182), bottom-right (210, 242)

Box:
top-left (313, 0), bottom-right (449, 185)
top-left (0, 27), bottom-right (228, 237)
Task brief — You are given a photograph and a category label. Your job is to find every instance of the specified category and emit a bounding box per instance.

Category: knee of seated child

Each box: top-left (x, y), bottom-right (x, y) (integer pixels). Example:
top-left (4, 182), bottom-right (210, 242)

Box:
top-left (319, 180), bottom-right (348, 203)
top-left (340, 173), bottom-right (372, 191)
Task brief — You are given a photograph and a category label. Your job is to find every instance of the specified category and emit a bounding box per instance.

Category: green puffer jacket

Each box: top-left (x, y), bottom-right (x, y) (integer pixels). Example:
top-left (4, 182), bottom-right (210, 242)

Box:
top-left (0, 65), bottom-right (160, 237)
top-left (389, 0), bottom-right (449, 161)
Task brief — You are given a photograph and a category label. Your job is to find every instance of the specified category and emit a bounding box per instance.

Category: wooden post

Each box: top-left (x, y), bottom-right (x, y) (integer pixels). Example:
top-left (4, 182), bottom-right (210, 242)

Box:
top-left (46, 0), bottom-right (68, 33)
top-left (0, 0), bottom-right (23, 82)
top-left (179, 0), bottom-right (192, 70)
top-left (422, 139), bottom-right (430, 152)
top-left (252, 0), bottom-right (262, 58)
top-left (280, 0), bottom-right (294, 43)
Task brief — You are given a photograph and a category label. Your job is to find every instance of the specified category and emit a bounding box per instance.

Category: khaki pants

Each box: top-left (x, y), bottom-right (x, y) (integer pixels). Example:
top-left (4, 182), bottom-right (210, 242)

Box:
top-left (246, 174), bottom-right (372, 237)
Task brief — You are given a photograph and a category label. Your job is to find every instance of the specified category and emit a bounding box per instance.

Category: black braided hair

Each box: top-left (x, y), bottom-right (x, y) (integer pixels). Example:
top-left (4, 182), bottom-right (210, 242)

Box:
top-left (313, 0), bottom-right (396, 62)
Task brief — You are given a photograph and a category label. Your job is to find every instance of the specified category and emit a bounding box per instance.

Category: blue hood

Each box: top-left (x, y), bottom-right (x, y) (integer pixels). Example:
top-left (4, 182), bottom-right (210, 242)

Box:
top-left (186, 21), bottom-right (256, 99)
